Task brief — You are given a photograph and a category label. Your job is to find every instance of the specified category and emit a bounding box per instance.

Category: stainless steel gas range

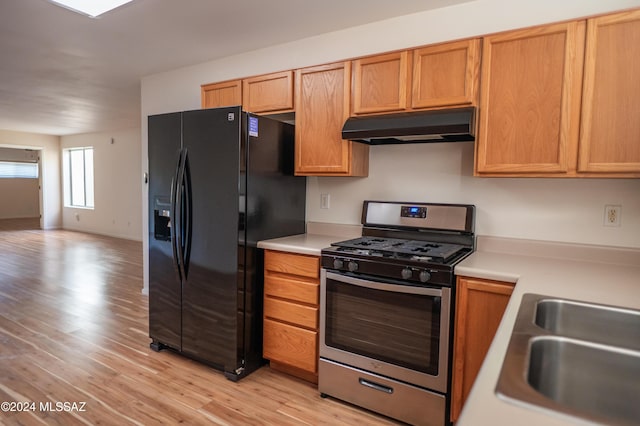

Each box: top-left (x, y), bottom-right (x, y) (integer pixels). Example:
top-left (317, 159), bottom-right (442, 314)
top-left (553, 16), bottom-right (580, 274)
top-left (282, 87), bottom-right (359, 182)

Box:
top-left (319, 201), bottom-right (475, 426)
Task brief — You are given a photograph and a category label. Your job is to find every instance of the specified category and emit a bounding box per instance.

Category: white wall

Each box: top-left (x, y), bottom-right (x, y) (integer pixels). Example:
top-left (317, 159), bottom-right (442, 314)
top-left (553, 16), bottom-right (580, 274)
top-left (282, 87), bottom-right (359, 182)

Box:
top-left (141, 0), bottom-right (640, 290)
top-left (61, 128), bottom-right (142, 241)
top-left (0, 130), bottom-right (61, 229)
top-left (308, 143), bottom-right (640, 247)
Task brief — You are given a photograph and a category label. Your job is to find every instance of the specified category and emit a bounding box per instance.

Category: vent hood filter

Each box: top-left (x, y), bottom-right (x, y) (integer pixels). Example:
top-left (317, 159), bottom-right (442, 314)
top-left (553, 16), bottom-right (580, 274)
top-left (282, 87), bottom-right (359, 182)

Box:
top-left (342, 107), bottom-right (475, 145)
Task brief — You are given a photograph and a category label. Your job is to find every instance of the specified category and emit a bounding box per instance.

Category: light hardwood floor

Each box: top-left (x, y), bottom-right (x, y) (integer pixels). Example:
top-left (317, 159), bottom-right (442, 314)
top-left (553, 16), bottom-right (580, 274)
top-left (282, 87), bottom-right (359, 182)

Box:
top-left (0, 224), bottom-right (400, 425)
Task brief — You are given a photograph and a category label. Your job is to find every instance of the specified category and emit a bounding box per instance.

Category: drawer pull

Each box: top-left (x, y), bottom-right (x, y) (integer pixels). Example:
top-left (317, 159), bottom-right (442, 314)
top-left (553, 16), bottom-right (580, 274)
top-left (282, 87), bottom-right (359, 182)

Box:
top-left (359, 378), bottom-right (393, 394)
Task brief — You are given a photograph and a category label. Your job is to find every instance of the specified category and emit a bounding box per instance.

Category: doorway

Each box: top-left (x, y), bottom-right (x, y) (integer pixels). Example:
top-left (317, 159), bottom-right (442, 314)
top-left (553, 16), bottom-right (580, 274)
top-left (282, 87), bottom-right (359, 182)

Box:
top-left (0, 146), bottom-right (42, 230)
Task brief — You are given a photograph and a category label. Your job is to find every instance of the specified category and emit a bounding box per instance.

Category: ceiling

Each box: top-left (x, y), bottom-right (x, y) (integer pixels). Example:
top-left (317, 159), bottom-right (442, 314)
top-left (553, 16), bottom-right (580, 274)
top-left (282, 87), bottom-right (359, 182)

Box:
top-left (0, 0), bottom-right (471, 136)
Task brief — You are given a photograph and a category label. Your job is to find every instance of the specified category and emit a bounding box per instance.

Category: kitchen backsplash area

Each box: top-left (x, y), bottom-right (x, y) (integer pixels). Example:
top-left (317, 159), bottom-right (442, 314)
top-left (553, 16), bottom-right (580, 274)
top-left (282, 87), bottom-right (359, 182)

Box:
top-left (306, 142), bottom-right (640, 248)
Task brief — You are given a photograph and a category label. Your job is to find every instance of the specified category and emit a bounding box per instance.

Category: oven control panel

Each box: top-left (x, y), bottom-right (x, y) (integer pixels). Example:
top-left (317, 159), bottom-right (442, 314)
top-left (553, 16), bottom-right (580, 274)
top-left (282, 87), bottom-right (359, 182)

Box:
top-left (364, 201), bottom-right (474, 233)
top-left (401, 205), bottom-right (427, 219)
top-left (321, 255), bottom-right (453, 287)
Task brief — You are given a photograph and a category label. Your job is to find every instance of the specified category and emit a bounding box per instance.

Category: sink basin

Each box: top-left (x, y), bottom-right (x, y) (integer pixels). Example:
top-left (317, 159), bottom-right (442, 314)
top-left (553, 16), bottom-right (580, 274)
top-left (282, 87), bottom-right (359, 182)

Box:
top-left (527, 336), bottom-right (640, 425)
top-left (496, 294), bottom-right (640, 425)
top-left (535, 298), bottom-right (640, 350)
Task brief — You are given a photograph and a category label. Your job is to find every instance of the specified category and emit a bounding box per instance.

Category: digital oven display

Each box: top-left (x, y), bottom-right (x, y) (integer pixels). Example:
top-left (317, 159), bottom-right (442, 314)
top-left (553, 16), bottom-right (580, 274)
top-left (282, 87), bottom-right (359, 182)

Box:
top-left (401, 205), bottom-right (427, 219)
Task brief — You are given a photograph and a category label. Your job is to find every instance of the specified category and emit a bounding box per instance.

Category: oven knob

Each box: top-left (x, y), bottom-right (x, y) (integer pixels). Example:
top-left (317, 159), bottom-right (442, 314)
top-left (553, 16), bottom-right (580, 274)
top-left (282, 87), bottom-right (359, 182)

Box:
top-left (419, 270), bottom-right (432, 283)
top-left (401, 268), bottom-right (413, 280)
top-left (333, 258), bottom-right (344, 270)
top-left (348, 261), bottom-right (359, 272)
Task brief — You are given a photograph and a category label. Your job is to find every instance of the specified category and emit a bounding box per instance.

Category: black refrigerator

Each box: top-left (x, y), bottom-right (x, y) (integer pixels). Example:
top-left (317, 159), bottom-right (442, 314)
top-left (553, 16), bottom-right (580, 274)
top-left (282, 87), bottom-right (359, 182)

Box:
top-left (147, 106), bottom-right (306, 381)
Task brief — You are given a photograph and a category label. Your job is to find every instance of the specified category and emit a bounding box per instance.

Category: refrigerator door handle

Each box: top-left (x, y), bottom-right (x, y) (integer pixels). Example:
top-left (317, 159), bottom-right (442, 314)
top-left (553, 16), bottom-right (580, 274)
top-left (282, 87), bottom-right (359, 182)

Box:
top-left (171, 148), bottom-right (184, 281)
top-left (181, 149), bottom-right (192, 278)
top-left (175, 148), bottom-right (188, 279)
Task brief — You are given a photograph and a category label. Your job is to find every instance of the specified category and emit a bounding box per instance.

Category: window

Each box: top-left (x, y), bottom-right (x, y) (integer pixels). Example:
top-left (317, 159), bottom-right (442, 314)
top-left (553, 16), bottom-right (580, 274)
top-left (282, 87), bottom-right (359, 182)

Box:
top-left (0, 161), bottom-right (39, 178)
top-left (64, 147), bottom-right (94, 208)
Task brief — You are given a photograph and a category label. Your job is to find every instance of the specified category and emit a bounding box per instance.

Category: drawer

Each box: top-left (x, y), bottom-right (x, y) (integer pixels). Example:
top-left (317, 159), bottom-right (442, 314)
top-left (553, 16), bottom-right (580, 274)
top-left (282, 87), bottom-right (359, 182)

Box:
top-left (263, 318), bottom-right (318, 374)
top-left (264, 275), bottom-right (319, 305)
top-left (264, 297), bottom-right (318, 330)
top-left (319, 358), bottom-right (445, 426)
top-left (265, 250), bottom-right (319, 279)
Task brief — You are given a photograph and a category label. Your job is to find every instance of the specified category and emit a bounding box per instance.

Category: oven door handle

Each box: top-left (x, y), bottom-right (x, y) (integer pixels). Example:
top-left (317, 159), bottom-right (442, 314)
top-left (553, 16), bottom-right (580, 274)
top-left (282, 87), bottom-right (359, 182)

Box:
top-left (325, 271), bottom-right (444, 297)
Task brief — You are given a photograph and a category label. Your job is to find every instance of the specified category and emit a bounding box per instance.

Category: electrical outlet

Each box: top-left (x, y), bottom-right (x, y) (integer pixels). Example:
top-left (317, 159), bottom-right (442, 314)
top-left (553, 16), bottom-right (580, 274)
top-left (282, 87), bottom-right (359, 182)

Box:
top-left (320, 193), bottom-right (330, 209)
top-left (604, 205), bottom-right (621, 227)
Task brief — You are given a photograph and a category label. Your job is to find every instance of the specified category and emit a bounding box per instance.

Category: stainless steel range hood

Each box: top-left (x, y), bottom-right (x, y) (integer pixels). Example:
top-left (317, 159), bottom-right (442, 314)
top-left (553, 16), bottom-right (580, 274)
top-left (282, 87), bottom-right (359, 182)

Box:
top-left (341, 107), bottom-right (475, 145)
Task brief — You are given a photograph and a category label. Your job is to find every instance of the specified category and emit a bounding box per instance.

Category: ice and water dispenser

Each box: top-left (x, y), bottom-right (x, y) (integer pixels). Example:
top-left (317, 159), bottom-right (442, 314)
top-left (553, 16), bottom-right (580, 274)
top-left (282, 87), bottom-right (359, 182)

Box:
top-left (154, 197), bottom-right (171, 241)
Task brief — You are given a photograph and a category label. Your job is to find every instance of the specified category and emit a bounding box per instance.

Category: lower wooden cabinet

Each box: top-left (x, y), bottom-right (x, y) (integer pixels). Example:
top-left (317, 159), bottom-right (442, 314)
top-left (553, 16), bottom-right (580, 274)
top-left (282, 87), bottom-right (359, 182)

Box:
top-left (450, 276), bottom-right (515, 422)
top-left (263, 250), bottom-right (320, 383)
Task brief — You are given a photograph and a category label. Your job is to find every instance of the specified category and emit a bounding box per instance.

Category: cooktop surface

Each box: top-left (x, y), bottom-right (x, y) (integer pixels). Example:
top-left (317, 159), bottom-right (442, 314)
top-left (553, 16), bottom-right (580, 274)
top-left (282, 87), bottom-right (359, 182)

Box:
top-left (331, 236), bottom-right (466, 263)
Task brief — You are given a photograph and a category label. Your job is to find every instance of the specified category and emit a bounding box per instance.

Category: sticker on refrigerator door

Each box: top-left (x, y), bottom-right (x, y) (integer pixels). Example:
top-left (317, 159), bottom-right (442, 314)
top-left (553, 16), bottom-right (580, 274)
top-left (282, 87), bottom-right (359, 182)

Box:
top-left (249, 116), bottom-right (259, 137)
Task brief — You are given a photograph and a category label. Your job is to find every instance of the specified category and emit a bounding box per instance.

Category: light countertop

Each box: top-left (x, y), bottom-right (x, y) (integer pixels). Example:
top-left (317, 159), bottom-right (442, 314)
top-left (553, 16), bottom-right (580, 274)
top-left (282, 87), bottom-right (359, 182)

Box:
top-left (257, 222), bottom-right (362, 255)
top-left (257, 233), bottom-right (344, 256)
top-left (455, 236), bottom-right (640, 426)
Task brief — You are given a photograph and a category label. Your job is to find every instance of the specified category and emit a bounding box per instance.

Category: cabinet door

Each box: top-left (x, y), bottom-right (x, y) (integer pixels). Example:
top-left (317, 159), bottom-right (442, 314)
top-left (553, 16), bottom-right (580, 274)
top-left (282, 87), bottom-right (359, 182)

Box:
top-left (476, 23), bottom-right (584, 175)
top-left (412, 39), bottom-right (480, 109)
top-left (201, 80), bottom-right (242, 109)
top-left (451, 277), bottom-right (514, 423)
top-left (295, 62), bottom-right (369, 176)
top-left (352, 51), bottom-right (411, 114)
top-left (242, 71), bottom-right (294, 113)
top-left (579, 9), bottom-right (640, 174)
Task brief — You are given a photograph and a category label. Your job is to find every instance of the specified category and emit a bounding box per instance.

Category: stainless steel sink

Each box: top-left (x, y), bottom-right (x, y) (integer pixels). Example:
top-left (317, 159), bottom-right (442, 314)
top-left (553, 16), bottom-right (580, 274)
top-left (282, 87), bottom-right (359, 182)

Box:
top-left (535, 298), bottom-right (640, 351)
top-left (528, 336), bottom-right (640, 425)
top-left (496, 293), bottom-right (640, 425)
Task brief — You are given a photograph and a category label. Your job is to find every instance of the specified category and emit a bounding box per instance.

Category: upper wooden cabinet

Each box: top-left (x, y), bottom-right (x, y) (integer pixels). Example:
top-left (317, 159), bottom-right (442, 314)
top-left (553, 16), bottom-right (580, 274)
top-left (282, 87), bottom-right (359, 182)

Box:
top-left (411, 39), bottom-right (480, 109)
top-left (202, 71), bottom-right (293, 113)
top-left (351, 51), bottom-right (411, 114)
top-left (350, 39), bottom-right (480, 116)
top-left (475, 22), bottom-right (585, 176)
top-left (242, 71), bottom-right (294, 114)
top-left (295, 62), bottom-right (369, 176)
top-left (198, 8), bottom-right (640, 179)
top-left (578, 9), bottom-right (640, 174)
top-left (201, 79), bottom-right (242, 109)
top-left (476, 11), bottom-right (640, 178)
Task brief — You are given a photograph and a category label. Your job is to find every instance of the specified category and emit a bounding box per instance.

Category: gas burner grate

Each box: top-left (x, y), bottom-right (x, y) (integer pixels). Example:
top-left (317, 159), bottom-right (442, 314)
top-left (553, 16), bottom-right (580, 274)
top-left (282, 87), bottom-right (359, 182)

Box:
top-left (333, 237), bottom-right (465, 263)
